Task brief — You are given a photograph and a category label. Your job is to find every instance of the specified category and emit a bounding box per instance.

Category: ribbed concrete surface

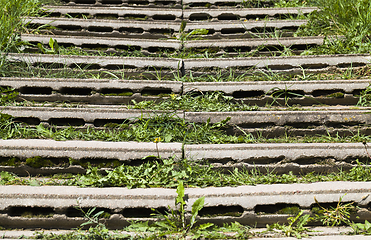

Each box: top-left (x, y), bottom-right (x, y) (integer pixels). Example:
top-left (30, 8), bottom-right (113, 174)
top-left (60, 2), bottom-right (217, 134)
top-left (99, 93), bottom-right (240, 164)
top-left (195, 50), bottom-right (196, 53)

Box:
top-left (0, 227), bottom-right (365, 239)
top-left (22, 34), bottom-right (182, 51)
top-left (0, 182), bottom-right (370, 228)
top-left (25, 17), bottom-right (181, 38)
top-left (185, 20), bottom-right (307, 38)
top-left (44, 6), bottom-right (183, 21)
top-left (60, 0), bottom-right (182, 8)
top-left (0, 227), bottom-right (361, 239)
top-left (183, 54), bottom-right (371, 74)
top-left (7, 53), bottom-right (182, 70)
top-left (23, 34), bottom-right (325, 56)
top-left (0, 140), bottom-right (369, 175)
top-left (184, 36), bottom-right (325, 54)
top-left (4, 77), bottom-right (367, 106)
top-left (1, 77), bottom-right (182, 92)
top-left (185, 110), bottom-right (371, 125)
top-left (0, 139), bottom-right (368, 163)
top-left (183, 7), bottom-right (317, 20)
top-left (0, 139), bottom-right (182, 160)
top-left (1, 77), bottom-right (182, 104)
top-left (3, 106), bottom-right (371, 126)
top-left (183, 79), bottom-right (368, 95)
top-left (184, 142), bottom-right (370, 162)
top-left (183, 79), bottom-right (366, 106)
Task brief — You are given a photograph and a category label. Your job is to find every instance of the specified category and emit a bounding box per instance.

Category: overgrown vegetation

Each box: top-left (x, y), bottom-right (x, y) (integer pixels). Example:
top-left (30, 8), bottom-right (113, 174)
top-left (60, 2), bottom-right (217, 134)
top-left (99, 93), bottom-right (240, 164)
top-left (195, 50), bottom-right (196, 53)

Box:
top-left (2, 158), bottom-right (371, 188)
top-left (0, 0), bottom-right (41, 51)
top-left (297, 0), bottom-right (371, 55)
top-left (1, 111), bottom-right (371, 144)
top-left (129, 92), bottom-right (259, 112)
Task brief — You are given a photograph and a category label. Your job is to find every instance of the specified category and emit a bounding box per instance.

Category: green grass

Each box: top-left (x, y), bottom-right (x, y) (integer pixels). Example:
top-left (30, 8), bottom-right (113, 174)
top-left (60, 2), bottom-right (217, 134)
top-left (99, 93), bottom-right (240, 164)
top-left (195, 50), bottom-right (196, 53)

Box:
top-left (2, 158), bottom-right (371, 188)
top-left (129, 92), bottom-right (259, 112)
top-left (297, 0), bottom-right (371, 55)
top-left (0, 111), bottom-right (371, 145)
top-left (0, 0), bottom-right (40, 51)
top-left (69, 159), bottom-right (371, 188)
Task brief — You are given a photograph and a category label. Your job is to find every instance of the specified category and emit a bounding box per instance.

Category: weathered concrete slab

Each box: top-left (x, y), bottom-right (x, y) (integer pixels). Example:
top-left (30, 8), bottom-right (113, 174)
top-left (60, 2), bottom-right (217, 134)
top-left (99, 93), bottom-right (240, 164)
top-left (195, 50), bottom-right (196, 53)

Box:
top-left (0, 106), bottom-right (184, 127)
top-left (183, 0), bottom-right (272, 8)
top-left (184, 36), bottom-right (324, 54)
top-left (0, 182), bottom-right (370, 228)
top-left (21, 34), bottom-right (182, 53)
top-left (183, 54), bottom-right (371, 74)
top-left (0, 139), bottom-right (182, 161)
top-left (60, 0), bottom-right (182, 8)
top-left (1, 76), bottom-right (366, 106)
top-left (183, 79), bottom-right (368, 94)
top-left (185, 110), bottom-right (371, 125)
top-left (44, 6), bottom-right (182, 21)
top-left (183, 79), bottom-right (367, 106)
top-left (1, 77), bottom-right (182, 104)
top-left (183, 7), bottom-right (317, 21)
top-left (184, 20), bottom-right (307, 38)
top-left (25, 17), bottom-right (181, 38)
top-left (184, 142), bottom-right (370, 163)
top-left (185, 110), bottom-right (371, 137)
top-left (0, 227), bottom-right (361, 239)
top-left (7, 53), bottom-right (182, 70)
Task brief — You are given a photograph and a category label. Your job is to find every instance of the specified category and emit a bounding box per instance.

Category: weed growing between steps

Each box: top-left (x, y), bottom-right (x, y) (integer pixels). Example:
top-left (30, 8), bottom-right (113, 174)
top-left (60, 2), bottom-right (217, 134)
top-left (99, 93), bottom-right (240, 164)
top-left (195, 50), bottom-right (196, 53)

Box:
top-left (2, 57), bottom-right (371, 81)
top-left (129, 92), bottom-right (259, 112)
top-left (2, 158), bottom-right (371, 188)
top-left (1, 112), bottom-right (371, 143)
top-left (67, 159), bottom-right (371, 188)
top-left (357, 84), bottom-right (371, 106)
top-left (35, 182), bottom-right (252, 239)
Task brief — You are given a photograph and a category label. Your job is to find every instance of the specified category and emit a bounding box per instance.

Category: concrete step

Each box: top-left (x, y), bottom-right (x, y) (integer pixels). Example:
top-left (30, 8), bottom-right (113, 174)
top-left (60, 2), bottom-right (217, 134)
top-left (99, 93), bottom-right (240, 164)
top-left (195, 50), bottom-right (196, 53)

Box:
top-left (2, 77), bottom-right (368, 106)
top-left (0, 139), bottom-right (370, 175)
top-left (0, 182), bottom-right (370, 229)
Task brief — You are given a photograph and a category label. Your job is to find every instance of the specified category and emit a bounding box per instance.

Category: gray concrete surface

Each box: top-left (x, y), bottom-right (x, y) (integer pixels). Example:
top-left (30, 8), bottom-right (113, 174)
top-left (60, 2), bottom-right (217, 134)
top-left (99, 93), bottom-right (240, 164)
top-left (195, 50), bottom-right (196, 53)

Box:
top-left (0, 182), bottom-right (370, 229)
top-left (185, 19), bottom-right (307, 35)
top-left (183, 7), bottom-right (317, 20)
top-left (25, 17), bottom-right (181, 37)
top-left (0, 139), bottom-right (182, 160)
top-left (7, 53), bottom-right (182, 70)
top-left (45, 5), bottom-right (183, 21)
top-left (183, 54), bottom-right (371, 73)
top-left (0, 140), bottom-right (369, 175)
top-left (2, 77), bottom-right (367, 106)
top-left (0, 227), bottom-right (360, 239)
top-left (184, 109), bottom-right (371, 125)
top-left (1, 77), bottom-right (182, 92)
top-left (59, 0), bottom-right (182, 8)
top-left (21, 34), bottom-right (182, 51)
top-left (183, 79), bottom-right (368, 95)
top-left (184, 142), bottom-right (371, 163)
top-left (1, 77), bottom-right (182, 104)
top-left (184, 36), bottom-right (324, 50)
top-left (0, 106), bottom-right (184, 128)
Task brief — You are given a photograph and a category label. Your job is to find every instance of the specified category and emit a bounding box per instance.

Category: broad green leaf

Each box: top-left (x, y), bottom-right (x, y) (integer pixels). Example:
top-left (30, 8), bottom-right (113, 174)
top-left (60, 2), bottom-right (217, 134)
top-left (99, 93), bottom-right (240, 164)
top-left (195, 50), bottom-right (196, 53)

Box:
top-left (176, 181), bottom-right (185, 205)
top-left (28, 179), bottom-right (40, 186)
top-left (190, 29), bottom-right (208, 35)
top-left (190, 196), bottom-right (205, 227)
top-left (198, 222), bottom-right (214, 230)
top-left (365, 220), bottom-right (371, 230)
top-left (164, 134), bottom-right (173, 142)
top-left (93, 210), bottom-right (104, 218)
